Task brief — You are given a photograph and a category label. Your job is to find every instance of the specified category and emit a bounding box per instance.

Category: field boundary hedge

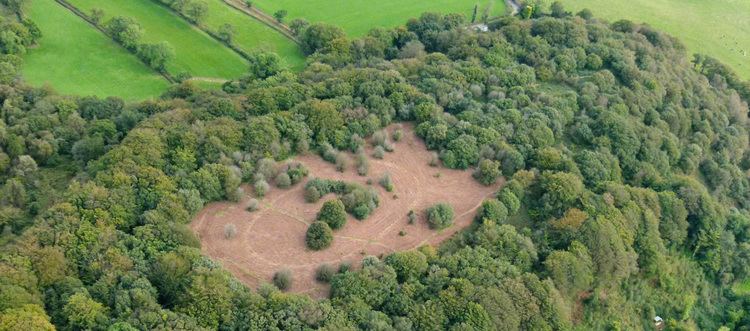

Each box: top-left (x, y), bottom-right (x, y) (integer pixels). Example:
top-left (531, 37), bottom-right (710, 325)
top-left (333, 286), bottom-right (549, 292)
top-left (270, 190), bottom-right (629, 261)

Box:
top-left (223, 0), bottom-right (300, 44)
top-left (53, 0), bottom-right (176, 83)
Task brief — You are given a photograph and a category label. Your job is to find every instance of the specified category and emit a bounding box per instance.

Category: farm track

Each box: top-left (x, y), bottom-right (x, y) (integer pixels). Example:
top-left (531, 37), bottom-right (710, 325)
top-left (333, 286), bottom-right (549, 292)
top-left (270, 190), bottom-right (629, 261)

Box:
top-left (53, 0), bottom-right (175, 83)
top-left (223, 0), bottom-right (300, 44)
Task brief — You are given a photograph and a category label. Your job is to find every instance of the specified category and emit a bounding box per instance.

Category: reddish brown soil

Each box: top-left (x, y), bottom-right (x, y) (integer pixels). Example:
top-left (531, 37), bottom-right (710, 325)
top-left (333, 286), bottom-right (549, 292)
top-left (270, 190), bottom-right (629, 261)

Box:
top-left (190, 124), bottom-right (502, 297)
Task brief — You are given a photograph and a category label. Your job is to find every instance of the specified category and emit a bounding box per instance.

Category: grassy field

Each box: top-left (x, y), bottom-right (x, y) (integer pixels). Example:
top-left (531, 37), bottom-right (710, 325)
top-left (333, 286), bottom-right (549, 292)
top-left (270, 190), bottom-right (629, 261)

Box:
top-left (68, 0), bottom-right (248, 79)
top-left (253, 0), bottom-right (506, 36)
top-left (22, 1), bottom-right (168, 100)
top-left (558, 0), bottom-right (750, 80)
top-left (203, 0), bottom-right (305, 70)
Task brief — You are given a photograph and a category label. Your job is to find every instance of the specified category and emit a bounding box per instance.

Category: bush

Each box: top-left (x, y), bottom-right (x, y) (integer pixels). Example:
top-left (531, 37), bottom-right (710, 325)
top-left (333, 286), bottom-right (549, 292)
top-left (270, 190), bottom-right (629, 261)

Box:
top-left (315, 263), bottom-right (336, 282)
top-left (372, 130), bottom-right (388, 147)
top-left (275, 172), bottom-right (292, 188)
top-left (254, 179), bottom-right (270, 198)
top-left (356, 152), bottom-right (369, 176)
top-left (335, 152), bottom-right (349, 172)
top-left (286, 163), bottom-right (309, 185)
top-left (317, 199), bottom-right (347, 230)
top-left (338, 261), bottom-right (352, 273)
top-left (306, 221), bottom-right (333, 250)
top-left (224, 223), bottom-right (237, 239)
top-left (392, 127), bottom-right (403, 142)
top-left (305, 186), bottom-right (321, 203)
top-left (429, 152), bottom-right (439, 167)
top-left (379, 173), bottom-right (394, 192)
top-left (246, 198), bottom-right (259, 212)
top-left (373, 146), bottom-right (385, 159)
top-left (408, 210), bottom-right (417, 224)
top-left (426, 203), bottom-right (454, 230)
top-left (273, 269), bottom-right (292, 290)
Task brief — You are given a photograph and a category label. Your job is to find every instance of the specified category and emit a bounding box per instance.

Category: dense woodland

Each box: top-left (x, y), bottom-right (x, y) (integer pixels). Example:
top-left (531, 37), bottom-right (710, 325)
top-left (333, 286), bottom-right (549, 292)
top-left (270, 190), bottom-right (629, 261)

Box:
top-left (1, 1), bottom-right (750, 330)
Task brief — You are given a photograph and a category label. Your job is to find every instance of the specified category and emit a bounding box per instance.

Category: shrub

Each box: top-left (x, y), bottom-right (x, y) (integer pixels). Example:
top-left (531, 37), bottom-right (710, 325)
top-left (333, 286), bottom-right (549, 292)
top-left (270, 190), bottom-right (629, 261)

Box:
top-left (379, 173), bottom-right (394, 192)
top-left (273, 269), bottom-right (292, 290)
top-left (306, 221), bottom-right (333, 250)
top-left (321, 143), bottom-right (338, 163)
top-left (317, 199), bottom-right (347, 230)
top-left (254, 179), bottom-right (270, 198)
top-left (429, 152), bottom-right (439, 167)
top-left (338, 261), bottom-right (352, 273)
top-left (286, 163), bottom-right (309, 185)
top-left (224, 223), bottom-right (237, 239)
top-left (356, 152), bottom-right (369, 176)
top-left (255, 158), bottom-right (276, 180)
top-left (407, 210), bottom-right (417, 224)
top-left (426, 203), bottom-right (454, 230)
top-left (373, 146), bottom-right (385, 159)
top-left (392, 127), bottom-right (403, 142)
top-left (372, 130), bottom-right (388, 147)
top-left (305, 186), bottom-right (321, 203)
top-left (335, 152), bottom-right (349, 172)
top-left (315, 263), bottom-right (336, 282)
top-left (275, 172), bottom-right (291, 188)
top-left (246, 198), bottom-right (259, 212)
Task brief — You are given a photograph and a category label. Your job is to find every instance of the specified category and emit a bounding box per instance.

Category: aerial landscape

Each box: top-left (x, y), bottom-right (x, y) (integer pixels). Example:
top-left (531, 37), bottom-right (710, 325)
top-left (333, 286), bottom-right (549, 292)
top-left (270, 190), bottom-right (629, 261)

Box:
top-left (1, 0), bottom-right (750, 330)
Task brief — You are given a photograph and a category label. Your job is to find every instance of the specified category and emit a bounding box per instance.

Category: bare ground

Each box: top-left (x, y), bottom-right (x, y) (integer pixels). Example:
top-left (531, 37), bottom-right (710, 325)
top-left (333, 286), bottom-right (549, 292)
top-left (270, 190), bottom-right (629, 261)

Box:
top-left (190, 124), bottom-right (503, 297)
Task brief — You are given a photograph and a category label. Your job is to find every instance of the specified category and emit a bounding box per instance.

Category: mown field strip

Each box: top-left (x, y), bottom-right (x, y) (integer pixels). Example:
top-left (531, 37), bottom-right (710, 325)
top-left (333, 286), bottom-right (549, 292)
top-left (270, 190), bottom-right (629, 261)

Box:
top-left (68, 0), bottom-right (248, 79)
top-left (252, 0), bottom-right (506, 36)
top-left (558, 0), bottom-right (750, 79)
top-left (22, 0), bottom-right (169, 100)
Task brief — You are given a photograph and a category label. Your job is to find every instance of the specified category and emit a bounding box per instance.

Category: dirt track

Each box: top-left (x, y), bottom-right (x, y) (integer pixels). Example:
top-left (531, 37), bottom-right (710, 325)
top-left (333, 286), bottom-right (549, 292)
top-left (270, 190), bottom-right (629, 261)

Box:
top-left (190, 124), bottom-right (502, 297)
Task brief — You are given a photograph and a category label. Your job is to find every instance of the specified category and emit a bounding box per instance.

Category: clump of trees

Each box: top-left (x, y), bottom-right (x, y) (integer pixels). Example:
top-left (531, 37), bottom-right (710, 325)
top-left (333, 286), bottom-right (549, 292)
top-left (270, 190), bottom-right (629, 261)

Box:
top-left (304, 178), bottom-right (379, 219)
top-left (426, 203), bottom-right (454, 230)
top-left (103, 16), bottom-right (175, 71)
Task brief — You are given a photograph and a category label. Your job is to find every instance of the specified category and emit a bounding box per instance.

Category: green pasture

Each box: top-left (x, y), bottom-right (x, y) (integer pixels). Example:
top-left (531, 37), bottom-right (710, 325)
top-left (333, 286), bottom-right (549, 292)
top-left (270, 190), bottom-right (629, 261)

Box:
top-left (253, 0), bottom-right (506, 36)
top-left (68, 0), bottom-right (248, 79)
top-left (558, 0), bottom-right (750, 79)
top-left (22, 1), bottom-right (168, 100)
top-left (203, 0), bottom-right (305, 70)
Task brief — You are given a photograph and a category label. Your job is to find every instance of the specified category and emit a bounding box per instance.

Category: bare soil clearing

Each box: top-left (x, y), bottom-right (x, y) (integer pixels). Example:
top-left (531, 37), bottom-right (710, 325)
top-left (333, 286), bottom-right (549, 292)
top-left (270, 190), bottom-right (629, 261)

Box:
top-left (191, 124), bottom-right (502, 297)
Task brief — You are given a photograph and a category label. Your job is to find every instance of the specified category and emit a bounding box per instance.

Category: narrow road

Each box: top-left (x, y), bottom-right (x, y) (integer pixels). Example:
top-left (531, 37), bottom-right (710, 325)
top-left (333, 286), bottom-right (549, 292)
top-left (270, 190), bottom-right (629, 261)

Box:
top-left (506, 0), bottom-right (521, 16)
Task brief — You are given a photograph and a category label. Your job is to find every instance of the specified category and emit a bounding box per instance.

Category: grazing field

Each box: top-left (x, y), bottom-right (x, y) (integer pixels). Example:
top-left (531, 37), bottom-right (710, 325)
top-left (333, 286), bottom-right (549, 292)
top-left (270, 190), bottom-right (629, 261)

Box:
top-left (202, 0), bottom-right (305, 69)
top-left (253, 0), bottom-right (506, 36)
top-left (22, 1), bottom-right (168, 100)
top-left (68, 0), bottom-right (248, 79)
top-left (191, 124), bottom-right (501, 296)
top-left (558, 0), bottom-right (750, 79)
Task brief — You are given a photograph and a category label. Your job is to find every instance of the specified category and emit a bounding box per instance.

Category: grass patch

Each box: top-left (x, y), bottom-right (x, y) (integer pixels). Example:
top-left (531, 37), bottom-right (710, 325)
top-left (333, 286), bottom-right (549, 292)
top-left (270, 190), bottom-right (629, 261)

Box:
top-left (558, 0), bottom-right (750, 79)
top-left (22, 0), bottom-right (168, 100)
top-left (253, 0), bottom-right (505, 37)
top-left (68, 0), bottom-right (248, 79)
top-left (202, 0), bottom-right (305, 70)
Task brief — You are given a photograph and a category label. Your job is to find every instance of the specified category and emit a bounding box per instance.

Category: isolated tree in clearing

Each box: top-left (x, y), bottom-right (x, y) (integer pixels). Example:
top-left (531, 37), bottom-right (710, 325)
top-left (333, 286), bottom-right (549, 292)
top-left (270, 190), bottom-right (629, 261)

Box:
top-left (317, 199), bottom-right (347, 230)
top-left (426, 203), bottom-right (454, 230)
top-left (306, 221), bottom-right (333, 250)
